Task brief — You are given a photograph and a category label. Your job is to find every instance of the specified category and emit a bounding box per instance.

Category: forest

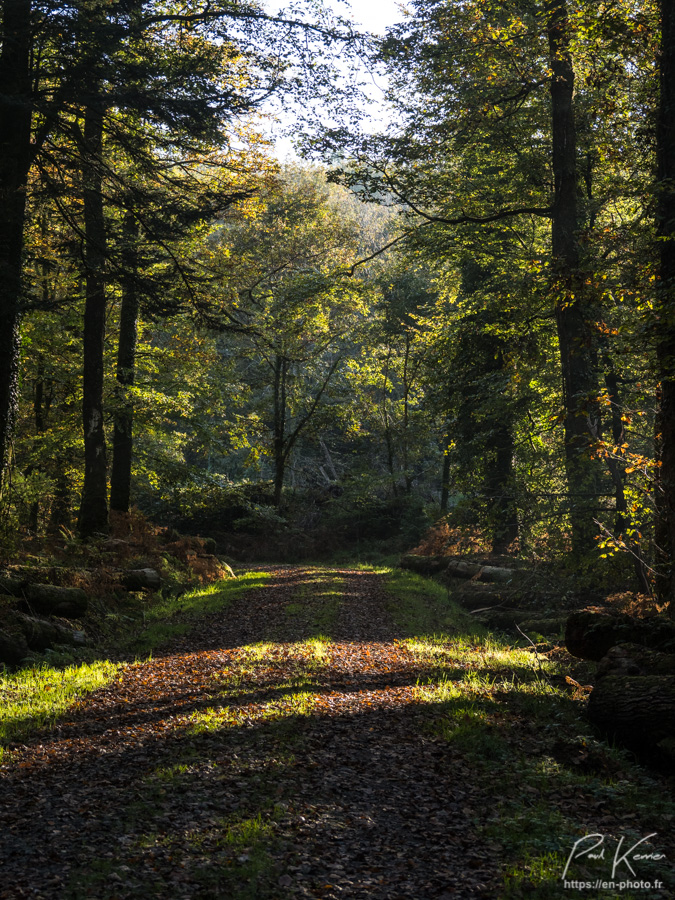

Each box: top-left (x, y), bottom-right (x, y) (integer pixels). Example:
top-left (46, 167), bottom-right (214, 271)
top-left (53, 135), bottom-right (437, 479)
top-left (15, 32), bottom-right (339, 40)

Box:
top-left (1, 1), bottom-right (675, 898)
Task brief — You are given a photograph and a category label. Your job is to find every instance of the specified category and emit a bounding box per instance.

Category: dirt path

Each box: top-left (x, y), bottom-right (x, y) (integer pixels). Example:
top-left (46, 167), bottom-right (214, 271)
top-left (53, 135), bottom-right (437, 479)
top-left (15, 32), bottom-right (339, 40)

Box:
top-left (0, 567), bottom-right (671, 899)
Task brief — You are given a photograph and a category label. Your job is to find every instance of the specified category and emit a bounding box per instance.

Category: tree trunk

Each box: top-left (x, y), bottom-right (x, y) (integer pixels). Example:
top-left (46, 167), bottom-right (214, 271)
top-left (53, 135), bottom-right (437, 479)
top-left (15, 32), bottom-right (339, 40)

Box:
top-left (486, 352), bottom-right (518, 554)
top-left (110, 211), bottom-right (140, 513)
top-left (656, 0), bottom-right (675, 615)
top-left (77, 95), bottom-right (109, 538)
top-left (440, 430), bottom-right (451, 513)
top-left (27, 361), bottom-right (51, 533)
top-left (273, 355), bottom-right (286, 509)
top-left (547, 0), bottom-right (600, 557)
top-left (273, 354), bottom-right (287, 509)
top-left (381, 348), bottom-right (398, 497)
top-left (49, 467), bottom-right (72, 534)
top-left (0, 0), bottom-right (32, 491)
top-left (489, 419), bottom-right (518, 554)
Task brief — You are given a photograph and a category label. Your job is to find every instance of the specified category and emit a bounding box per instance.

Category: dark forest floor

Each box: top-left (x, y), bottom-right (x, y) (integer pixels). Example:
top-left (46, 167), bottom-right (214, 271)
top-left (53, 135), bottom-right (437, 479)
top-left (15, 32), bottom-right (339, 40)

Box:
top-left (0, 566), bottom-right (673, 899)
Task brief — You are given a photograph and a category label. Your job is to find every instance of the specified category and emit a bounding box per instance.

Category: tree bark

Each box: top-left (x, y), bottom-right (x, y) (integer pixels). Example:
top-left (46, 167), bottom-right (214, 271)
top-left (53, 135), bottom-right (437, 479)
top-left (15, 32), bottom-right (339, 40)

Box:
top-left (0, 0), bottom-right (32, 491)
top-left (565, 609), bottom-right (675, 661)
top-left (656, 0), bottom-right (675, 614)
top-left (489, 419), bottom-right (518, 554)
top-left (587, 674), bottom-right (675, 751)
top-left (596, 643), bottom-right (675, 679)
top-left (110, 211), bottom-right (140, 513)
top-left (440, 430), bottom-right (451, 513)
top-left (273, 354), bottom-right (287, 509)
top-left (77, 95), bottom-right (109, 538)
top-left (486, 350), bottom-right (518, 554)
top-left (547, 0), bottom-right (601, 557)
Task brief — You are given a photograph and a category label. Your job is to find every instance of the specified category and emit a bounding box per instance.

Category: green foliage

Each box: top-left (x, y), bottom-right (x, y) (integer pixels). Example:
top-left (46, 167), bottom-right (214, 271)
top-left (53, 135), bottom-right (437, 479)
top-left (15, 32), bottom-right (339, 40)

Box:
top-left (150, 474), bottom-right (280, 534)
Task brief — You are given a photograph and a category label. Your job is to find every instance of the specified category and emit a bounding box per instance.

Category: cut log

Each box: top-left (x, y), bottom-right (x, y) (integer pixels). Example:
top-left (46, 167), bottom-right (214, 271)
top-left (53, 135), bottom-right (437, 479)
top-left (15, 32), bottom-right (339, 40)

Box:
top-left (454, 589), bottom-right (509, 611)
top-left (519, 616), bottom-right (567, 636)
top-left (0, 575), bottom-right (89, 617)
top-left (400, 555), bottom-right (451, 576)
top-left (24, 584), bottom-right (88, 618)
top-left (445, 559), bottom-right (515, 583)
top-left (400, 554), bottom-right (516, 583)
top-left (472, 608), bottom-right (542, 629)
top-left (596, 643), bottom-right (675, 679)
top-left (0, 628), bottom-right (29, 666)
top-left (14, 613), bottom-right (87, 652)
top-left (587, 674), bottom-right (675, 750)
top-left (118, 568), bottom-right (161, 592)
top-left (0, 575), bottom-right (25, 597)
top-left (565, 610), bottom-right (675, 661)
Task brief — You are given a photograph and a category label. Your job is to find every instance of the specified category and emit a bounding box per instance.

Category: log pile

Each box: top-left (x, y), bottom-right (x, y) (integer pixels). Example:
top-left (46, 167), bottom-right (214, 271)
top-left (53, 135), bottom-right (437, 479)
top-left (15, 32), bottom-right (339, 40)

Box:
top-left (565, 609), bottom-right (675, 661)
top-left (399, 554), bottom-right (573, 636)
top-left (0, 612), bottom-right (88, 666)
top-left (0, 575), bottom-right (89, 617)
top-left (400, 554), bottom-right (517, 584)
top-left (566, 610), bottom-right (675, 760)
top-left (0, 564), bottom-right (161, 668)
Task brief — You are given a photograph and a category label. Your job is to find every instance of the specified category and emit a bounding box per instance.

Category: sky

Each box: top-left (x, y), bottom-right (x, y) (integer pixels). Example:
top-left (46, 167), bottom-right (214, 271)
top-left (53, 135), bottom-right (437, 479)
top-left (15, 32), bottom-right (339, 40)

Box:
top-left (267, 0), bottom-right (407, 158)
top-left (340, 0), bottom-right (405, 34)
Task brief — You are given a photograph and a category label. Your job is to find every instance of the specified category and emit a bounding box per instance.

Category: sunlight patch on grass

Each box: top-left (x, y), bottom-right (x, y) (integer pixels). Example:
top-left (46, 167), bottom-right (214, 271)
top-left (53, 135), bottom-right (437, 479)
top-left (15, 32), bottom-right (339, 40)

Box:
top-left (303, 635), bottom-right (331, 662)
top-left (502, 851), bottom-right (568, 899)
top-left (238, 642), bottom-right (275, 663)
top-left (189, 689), bottom-right (318, 733)
top-left (222, 813), bottom-right (274, 847)
top-left (0, 660), bottom-right (120, 755)
top-left (150, 763), bottom-right (191, 782)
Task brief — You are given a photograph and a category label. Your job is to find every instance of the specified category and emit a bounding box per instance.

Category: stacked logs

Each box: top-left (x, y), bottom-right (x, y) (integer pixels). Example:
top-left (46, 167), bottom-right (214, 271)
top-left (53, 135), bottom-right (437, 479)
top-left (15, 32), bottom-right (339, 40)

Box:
top-left (0, 566), bottom-right (161, 667)
top-left (565, 610), bottom-right (675, 758)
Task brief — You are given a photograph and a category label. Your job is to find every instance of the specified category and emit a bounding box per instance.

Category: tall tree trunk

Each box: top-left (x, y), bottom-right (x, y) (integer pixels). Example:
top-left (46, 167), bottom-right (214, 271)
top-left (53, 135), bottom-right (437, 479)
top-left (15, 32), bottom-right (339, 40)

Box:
top-left (273, 354), bottom-right (287, 509)
top-left (657, 0), bottom-right (675, 614)
top-left (27, 363), bottom-right (50, 533)
top-left (488, 419), bottom-right (518, 555)
top-left (110, 211), bottom-right (140, 513)
top-left (0, 0), bottom-right (32, 493)
top-left (547, 0), bottom-right (600, 557)
top-left (77, 96), bottom-right (109, 538)
top-left (440, 430), bottom-right (451, 514)
top-left (603, 367), bottom-right (650, 592)
top-left (402, 335), bottom-right (412, 494)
